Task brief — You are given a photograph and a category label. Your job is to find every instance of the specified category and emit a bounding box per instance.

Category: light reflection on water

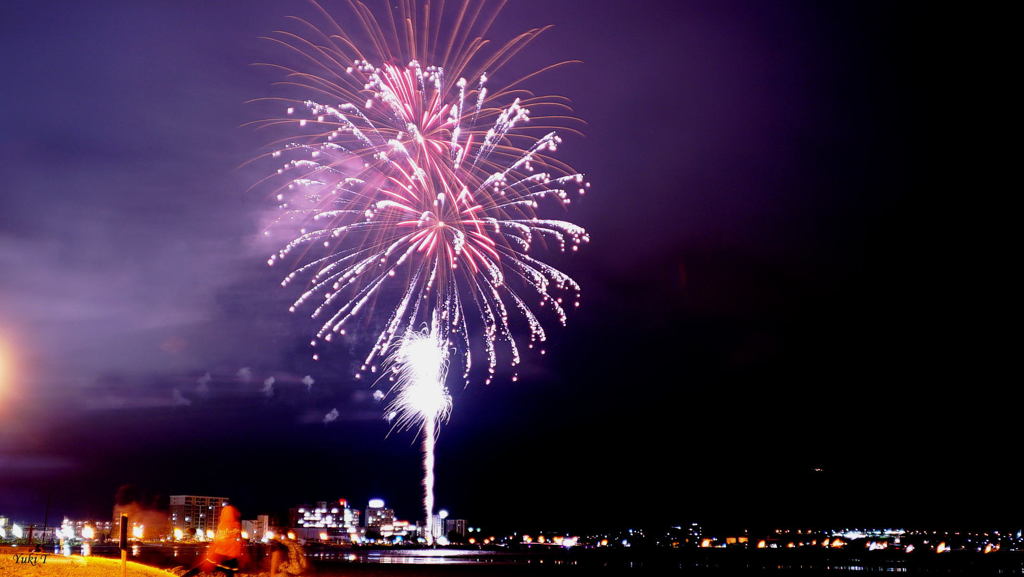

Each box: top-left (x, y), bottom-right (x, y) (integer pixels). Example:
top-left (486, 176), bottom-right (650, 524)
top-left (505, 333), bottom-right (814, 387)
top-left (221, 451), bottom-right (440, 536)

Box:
top-left (368, 549), bottom-right (503, 565)
top-left (57, 545), bottom-right (1004, 575)
top-left (313, 549), bottom-right (946, 574)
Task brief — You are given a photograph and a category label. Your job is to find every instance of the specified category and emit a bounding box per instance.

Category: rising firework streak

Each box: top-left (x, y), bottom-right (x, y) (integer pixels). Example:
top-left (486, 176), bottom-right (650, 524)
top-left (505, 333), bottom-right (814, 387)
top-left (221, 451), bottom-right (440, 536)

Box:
top-left (384, 323), bottom-right (452, 544)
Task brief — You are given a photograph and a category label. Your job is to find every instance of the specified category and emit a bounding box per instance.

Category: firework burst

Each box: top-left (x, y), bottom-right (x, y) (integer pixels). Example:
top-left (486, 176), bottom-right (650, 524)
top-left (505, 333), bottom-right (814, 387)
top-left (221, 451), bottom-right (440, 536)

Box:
top-left (254, 0), bottom-right (589, 539)
top-left (256, 0), bottom-right (589, 383)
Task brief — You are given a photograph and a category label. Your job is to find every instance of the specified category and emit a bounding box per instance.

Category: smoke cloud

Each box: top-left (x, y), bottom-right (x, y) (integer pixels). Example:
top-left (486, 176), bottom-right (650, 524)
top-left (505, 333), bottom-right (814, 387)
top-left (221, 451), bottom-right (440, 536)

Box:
top-left (171, 388), bottom-right (191, 407)
top-left (112, 485), bottom-right (168, 541)
top-left (196, 372), bottom-right (212, 396)
top-left (323, 408), bottom-right (339, 424)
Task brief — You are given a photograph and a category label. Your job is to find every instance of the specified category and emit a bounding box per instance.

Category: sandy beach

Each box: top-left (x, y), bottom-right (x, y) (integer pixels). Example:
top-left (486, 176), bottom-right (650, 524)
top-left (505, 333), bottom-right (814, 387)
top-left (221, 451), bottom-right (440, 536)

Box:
top-left (0, 553), bottom-right (176, 577)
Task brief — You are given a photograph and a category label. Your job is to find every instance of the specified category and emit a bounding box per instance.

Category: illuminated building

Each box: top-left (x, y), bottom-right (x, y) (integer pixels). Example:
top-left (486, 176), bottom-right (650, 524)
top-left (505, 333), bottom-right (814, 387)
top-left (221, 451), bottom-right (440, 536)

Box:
top-left (430, 514), bottom-right (444, 540)
top-left (291, 499), bottom-right (361, 542)
top-left (445, 518), bottom-right (467, 538)
top-left (365, 499), bottom-right (395, 530)
top-left (382, 519), bottom-right (412, 540)
top-left (169, 495), bottom-right (229, 537)
top-left (14, 525), bottom-right (58, 543)
top-left (241, 515), bottom-right (270, 542)
top-left (61, 519), bottom-right (113, 540)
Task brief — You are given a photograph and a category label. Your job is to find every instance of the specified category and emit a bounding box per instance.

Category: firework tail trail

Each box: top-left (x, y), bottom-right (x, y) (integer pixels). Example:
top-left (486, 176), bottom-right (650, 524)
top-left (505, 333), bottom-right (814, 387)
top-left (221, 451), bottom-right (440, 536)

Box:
top-left (423, 412), bottom-right (436, 545)
top-left (383, 325), bottom-right (451, 542)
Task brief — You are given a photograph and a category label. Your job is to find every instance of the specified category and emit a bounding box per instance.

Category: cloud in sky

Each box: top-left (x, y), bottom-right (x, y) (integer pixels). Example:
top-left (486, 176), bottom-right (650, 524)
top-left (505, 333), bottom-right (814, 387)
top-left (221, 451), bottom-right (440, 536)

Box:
top-left (196, 372), bottom-right (212, 395)
top-left (322, 408), bottom-right (338, 424)
top-left (171, 388), bottom-right (191, 407)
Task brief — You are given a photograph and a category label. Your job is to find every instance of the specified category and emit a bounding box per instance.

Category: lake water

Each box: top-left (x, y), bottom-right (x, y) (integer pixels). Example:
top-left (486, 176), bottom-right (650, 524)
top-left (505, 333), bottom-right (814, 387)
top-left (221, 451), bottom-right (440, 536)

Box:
top-left (74, 544), bottom-right (1024, 575)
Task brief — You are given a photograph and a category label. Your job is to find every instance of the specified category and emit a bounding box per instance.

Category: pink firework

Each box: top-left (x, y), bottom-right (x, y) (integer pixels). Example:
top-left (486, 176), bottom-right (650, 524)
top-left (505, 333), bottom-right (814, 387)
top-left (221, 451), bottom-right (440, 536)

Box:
top-left (256, 0), bottom-right (590, 384)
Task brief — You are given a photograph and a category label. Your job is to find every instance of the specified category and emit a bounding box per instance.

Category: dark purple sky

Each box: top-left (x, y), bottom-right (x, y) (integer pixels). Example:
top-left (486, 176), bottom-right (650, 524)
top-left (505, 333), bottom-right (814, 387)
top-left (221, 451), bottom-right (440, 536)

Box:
top-left (0, 1), bottom-right (953, 532)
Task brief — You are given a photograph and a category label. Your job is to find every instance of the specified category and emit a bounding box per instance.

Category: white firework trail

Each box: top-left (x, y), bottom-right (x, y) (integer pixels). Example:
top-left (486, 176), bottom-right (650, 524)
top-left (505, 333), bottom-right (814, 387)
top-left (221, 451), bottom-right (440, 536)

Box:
top-left (383, 324), bottom-right (452, 545)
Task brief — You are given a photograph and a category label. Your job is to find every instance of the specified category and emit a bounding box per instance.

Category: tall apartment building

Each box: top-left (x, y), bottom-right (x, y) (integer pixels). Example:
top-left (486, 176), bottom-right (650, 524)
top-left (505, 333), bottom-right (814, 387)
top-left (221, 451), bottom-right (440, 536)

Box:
top-left (291, 499), bottom-right (362, 542)
top-left (445, 518), bottom-right (468, 538)
top-left (169, 495), bottom-right (229, 537)
top-left (364, 499), bottom-right (395, 530)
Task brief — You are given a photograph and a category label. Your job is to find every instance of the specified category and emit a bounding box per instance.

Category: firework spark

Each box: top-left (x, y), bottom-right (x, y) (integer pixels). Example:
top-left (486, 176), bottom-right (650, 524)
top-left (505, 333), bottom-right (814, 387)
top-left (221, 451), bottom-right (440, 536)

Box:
top-left (255, 0), bottom-right (589, 539)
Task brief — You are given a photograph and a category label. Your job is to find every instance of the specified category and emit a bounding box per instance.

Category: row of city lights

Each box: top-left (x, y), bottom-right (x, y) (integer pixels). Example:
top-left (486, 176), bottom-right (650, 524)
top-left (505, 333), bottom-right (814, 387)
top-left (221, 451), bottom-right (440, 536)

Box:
top-left (5, 511), bottom-right (1023, 557)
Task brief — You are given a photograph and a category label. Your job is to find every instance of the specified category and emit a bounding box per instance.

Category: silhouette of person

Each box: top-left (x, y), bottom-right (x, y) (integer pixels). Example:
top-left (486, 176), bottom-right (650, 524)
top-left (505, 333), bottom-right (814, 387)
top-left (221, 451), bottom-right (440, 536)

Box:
top-left (183, 504), bottom-right (244, 576)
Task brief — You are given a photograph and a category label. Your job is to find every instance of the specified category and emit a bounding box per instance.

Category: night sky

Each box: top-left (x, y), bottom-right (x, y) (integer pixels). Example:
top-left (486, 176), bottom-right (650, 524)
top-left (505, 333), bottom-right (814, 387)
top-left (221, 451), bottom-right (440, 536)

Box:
top-left (0, 1), bottom-right (950, 533)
